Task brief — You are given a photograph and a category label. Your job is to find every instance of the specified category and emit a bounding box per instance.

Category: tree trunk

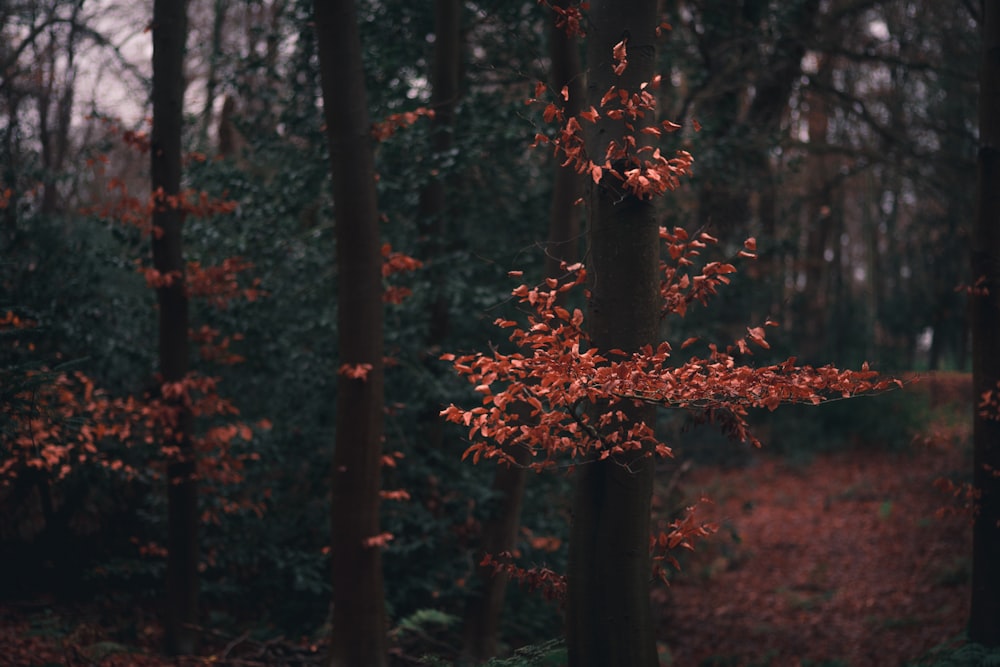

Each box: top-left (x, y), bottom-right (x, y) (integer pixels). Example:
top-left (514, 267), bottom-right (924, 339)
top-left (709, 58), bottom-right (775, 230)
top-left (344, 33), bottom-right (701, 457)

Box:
top-left (461, 444), bottom-right (530, 663)
top-left (798, 62), bottom-right (833, 364)
top-left (566, 2), bottom-right (659, 665)
top-left (413, 0), bottom-right (462, 468)
top-left (36, 0), bottom-right (81, 218)
top-left (313, 0), bottom-right (388, 664)
top-left (461, 3), bottom-right (584, 659)
top-left (199, 0), bottom-right (228, 147)
top-left (418, 0), bottom-right (462, 346)
top-left (544, 0), bottom-right (585, 280)
top-left (970, 0), bottom-right (1000, 648)
top-left (151, 0), bottom-right (197, 655)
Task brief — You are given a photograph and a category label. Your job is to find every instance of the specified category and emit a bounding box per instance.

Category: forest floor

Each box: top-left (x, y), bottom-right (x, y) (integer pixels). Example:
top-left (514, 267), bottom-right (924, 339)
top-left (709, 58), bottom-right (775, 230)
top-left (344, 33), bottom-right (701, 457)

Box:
top-left (658, 371), bottom-right (974, 667)
top-left (0, 373), bottom-right (975, 666)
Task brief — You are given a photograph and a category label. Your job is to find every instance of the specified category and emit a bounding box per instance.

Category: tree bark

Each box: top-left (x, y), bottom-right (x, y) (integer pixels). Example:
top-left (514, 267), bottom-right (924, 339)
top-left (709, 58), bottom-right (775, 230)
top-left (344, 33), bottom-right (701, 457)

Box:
top-left (565, 1), bottom-right (659, 665)
top-left (313, 0), bottom-right (388, 664)
top-left (970, 0), bottom-right (1000, 648)
top-left (151, 0), bottom-right (197, 655)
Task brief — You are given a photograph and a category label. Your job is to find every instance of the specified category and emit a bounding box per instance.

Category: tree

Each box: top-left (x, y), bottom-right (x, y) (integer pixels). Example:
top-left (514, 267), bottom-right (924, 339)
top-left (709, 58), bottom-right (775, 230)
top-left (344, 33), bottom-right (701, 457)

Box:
top-left (418, 0), bottom-right (462, 347)
top-left (564, 2), bottom-right (661, 664)
top-left (970, 0), bottom-right (1000, 648)
top-left (442, 3), bottom-right (898, 664)
top-left (151, 0), bottom-right (198, 655)
top-left (313, 0), bottom-right (389, 664)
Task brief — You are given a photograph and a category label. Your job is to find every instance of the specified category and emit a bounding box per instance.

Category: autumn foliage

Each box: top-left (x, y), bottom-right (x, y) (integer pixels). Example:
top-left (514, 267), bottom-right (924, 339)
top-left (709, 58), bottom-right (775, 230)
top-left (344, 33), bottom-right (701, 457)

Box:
top-left (529, 38), bottom-right (693, 201)
top-left (441, 234), bottom-right (899, 468)
top-left (0, 123), bottom-right (270, 535)
top-left (440, 228), bottom-right (899, 592)
top-left (441, 32), bottom-right (901, 596)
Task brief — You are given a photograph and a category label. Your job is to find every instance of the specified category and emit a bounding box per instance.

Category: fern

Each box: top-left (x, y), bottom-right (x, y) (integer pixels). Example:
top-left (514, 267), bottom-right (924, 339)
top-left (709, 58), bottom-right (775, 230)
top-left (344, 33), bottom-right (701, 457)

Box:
top-left (482, 639), bottom-right (566, 666)
top-left (908, 638), bottom-right (1000, 667)
top-left (396, 608), bottom-right (459, 635)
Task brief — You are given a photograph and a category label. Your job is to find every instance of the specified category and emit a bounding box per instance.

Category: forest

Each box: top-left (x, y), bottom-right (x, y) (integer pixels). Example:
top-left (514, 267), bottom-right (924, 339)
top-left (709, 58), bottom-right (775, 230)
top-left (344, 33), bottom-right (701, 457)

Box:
top-left (2, 0), bottom-right (1000, 665)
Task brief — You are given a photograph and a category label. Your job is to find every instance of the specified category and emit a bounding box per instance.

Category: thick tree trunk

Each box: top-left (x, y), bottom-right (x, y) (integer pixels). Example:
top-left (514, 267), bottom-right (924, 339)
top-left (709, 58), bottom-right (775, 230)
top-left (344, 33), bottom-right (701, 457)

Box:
top-left (565, 2), bottom-right (659, 665)
top-left (151, 0), bottom-right (197, 655)
top-left (970, 0), bottom-right (1000, 648)
top-left (461, 4), bottom-right (584, 660)
top-left (313, 1), bottom-right (388, 665)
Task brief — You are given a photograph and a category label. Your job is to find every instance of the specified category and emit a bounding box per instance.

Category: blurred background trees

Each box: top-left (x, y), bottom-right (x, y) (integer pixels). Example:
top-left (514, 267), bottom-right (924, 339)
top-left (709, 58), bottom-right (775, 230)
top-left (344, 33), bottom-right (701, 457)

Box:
top-left (0, 0), bottom-right (985, 661)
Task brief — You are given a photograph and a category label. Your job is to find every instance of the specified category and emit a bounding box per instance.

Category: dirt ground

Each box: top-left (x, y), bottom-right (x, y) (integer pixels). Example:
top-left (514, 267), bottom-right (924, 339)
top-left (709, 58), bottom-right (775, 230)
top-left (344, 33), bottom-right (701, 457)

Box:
top-left (658, 372), bottom-right (973, 666)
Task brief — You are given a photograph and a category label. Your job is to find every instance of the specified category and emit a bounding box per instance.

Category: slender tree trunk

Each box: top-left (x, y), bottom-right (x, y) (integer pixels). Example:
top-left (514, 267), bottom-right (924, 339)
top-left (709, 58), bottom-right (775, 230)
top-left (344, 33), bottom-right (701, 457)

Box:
top-left (412, 0), bottom-right (461, 538)
top-left (37, 0), bottom-right (80, 217)
top-left (544, 0), bottom-right (585, 277)
top-left (418, 0), bottom-right (461, 346)
top-left (198, 0), bottom-right (228, 147)
top-left (152, 0), bottom-right (197, 655)
top-left (460, 4), bottom-right (584, 659)
top-left (460, 429), bottom-right (529, 663)
top-left (970, 0), bottom-right (1000, 648)
top-left (313, 1), bottom-right (388, 664)
top-left (566, 2), bottom-right (659, 665)
top-left (799, 65), bottom-right (833, 363)
top-left (2, 89), bottom-right (21, 238)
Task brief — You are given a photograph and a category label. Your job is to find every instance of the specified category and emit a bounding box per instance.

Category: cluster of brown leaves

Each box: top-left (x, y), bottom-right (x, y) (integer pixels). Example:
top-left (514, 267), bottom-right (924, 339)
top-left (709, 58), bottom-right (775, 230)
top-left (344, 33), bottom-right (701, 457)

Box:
top-left (0, 367), bottom-right (137, 482)
top-left (480, 551), bottom-right (567, 602)
top-left (381, 242), bottom-right (424, 304)
top-left (137, 257), bottom-right (263, 308)
top-left (3, 123), bottom-right (272, 527)
top-left (0, 328), bottom-right (267, 520)
top-left (81, 180), bottom-right (238, 238)
top-left (370, 107), bottom-right (434, 142)
top-left (441, 230), bottom-right (899, 474)
top-left (528, 39), bottom-right (694, 200)
top-left (539, 0), bottom-right (589, 38)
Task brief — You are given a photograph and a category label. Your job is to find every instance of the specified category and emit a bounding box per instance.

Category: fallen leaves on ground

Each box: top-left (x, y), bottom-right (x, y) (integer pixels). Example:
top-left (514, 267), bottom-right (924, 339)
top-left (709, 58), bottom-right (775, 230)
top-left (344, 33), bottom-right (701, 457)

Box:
top-left (660, 372), bottom-right (972, 666)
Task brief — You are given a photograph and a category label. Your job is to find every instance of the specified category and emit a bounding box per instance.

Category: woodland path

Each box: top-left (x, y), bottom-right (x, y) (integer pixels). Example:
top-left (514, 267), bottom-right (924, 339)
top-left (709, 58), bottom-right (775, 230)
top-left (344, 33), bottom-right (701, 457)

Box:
top-left (659, 373), bottom-right (973, 667)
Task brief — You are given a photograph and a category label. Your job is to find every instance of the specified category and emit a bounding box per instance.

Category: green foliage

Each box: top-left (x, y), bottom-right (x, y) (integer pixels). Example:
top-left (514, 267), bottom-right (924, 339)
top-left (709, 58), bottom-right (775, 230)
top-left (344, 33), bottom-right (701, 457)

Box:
top-left (481, 639), bottom-right (567, 666)
top-left (397, 608), bottom-right (460, 635)
top-left (908, 639), bottom-right (1000, 667)
top-left (416, 638), bottom-right (567, 667)
top-left (753, 388), bottom-right (930, 459)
